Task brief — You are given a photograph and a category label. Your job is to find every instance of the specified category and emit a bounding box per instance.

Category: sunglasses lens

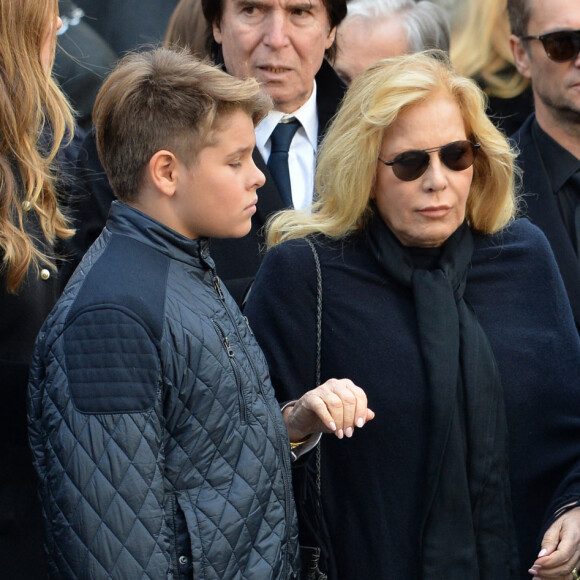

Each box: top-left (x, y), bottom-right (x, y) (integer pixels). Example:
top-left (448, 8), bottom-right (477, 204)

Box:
top-left (391, 151), bottom-right (430, 181)
top-left (440, 141), bottom-right (477, 171)
top-left (543, 32), bottom-right (580, 61)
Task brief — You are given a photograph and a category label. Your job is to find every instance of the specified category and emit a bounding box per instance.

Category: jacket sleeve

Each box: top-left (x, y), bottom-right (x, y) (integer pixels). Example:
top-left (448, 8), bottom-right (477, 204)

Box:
top-left (28, 306), bottom-right (170, 578)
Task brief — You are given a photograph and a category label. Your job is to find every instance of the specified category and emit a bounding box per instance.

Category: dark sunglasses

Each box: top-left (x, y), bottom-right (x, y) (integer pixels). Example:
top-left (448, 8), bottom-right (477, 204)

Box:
top-left (521, 29), bottom-right (580, 62)
top-left (378, 140), bottom-right (480, 182)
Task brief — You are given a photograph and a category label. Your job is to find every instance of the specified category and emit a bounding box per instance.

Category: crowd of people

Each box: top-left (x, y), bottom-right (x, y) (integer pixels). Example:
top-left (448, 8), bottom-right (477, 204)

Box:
top-left (3, 0), bottom-right (580, 579)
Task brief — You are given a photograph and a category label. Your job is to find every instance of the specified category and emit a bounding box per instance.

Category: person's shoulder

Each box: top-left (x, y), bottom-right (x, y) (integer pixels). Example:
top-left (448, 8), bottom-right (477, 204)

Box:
top-left (255, 235), bottom-right (339, 291)
top-left (509, 112), bottom-right (535, 143)
top-left (265, 235), bottom-right (341, 264)
top-left (474, 218), bottom-right (553, 265)
top-left (65, 230), bottom-right (170, 342)
top-left (262, 237), bottom-right (316, 272)
top-left (509, 113), bottom-right (536, 165)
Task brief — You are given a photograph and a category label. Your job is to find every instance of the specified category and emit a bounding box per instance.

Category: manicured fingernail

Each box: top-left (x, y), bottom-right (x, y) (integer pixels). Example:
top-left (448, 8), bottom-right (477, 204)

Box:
top-left (338, 429), bottom-right (344, 439)
top-left (329, 421), bottom-right (336, 432)
top-left (356, 417), bottom-right (364, 428)
top-left (537, 549), bottom-right (547, 557)
top-left (527, 568), bottom-right (537, 576)
top-left (345, 427), bottom-right (353, 438)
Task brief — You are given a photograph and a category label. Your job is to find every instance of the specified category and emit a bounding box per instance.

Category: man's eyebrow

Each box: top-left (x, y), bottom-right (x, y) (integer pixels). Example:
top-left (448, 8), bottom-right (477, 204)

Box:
top-left (236, 0), bottom-right (268, 8)
top-left (235, 0), bottom-right (314, 9)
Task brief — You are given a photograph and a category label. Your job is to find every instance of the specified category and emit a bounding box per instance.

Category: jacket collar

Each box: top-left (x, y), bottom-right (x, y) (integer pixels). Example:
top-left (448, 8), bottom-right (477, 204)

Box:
top-left (106, 201), bottom-right (214, 269)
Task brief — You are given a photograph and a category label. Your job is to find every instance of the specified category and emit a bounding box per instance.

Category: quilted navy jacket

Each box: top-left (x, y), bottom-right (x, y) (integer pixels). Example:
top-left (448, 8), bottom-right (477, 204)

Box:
top-left (28, 201), bottom-right (299, 579)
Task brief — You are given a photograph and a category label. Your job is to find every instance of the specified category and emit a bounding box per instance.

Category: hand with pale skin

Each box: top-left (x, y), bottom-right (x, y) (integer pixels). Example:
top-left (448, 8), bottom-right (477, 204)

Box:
top-left (529, 507), bottom-right (580, 579)
top-left (282, 378), bottom-right (375, 443)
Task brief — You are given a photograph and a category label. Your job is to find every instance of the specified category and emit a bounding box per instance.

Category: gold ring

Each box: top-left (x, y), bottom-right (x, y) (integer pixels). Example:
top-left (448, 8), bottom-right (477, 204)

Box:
top-left (572, 568), bottom-right (580, 580)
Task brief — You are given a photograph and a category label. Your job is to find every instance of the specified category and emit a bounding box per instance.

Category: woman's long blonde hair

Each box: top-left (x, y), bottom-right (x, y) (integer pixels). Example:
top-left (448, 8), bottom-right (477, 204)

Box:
top-left (0, 0), bottom-right (75, 292)
top-left (450, 0), bottom-right (529, 99)
top-left (266, 51), bottom-right (518, 248)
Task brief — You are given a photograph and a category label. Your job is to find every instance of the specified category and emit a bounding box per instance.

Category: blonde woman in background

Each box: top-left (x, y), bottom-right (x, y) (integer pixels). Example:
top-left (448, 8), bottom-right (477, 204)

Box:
top-left (0, 0), bottom-right (75, 576)
top-left (451, 0), bottom-right (533, 134)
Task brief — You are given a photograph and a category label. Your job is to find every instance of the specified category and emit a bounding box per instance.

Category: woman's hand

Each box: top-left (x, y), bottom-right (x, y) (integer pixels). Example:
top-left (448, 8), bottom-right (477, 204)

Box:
top-left (529, 507), bottom-right (580, 579)
top-left (282, 378), bottom-right (375, 442)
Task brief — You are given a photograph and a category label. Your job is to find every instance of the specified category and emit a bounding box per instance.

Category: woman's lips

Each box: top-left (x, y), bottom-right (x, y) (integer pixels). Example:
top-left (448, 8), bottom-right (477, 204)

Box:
top-left (419, 205), bottom-right (451, 219)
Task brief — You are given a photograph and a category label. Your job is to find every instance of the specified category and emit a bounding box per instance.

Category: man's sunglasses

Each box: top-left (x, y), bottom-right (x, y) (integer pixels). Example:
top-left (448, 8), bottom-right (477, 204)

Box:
top-left (521, 29), bottom-right (580, 62)
top-left (378, 140), bottom-right (481, 182)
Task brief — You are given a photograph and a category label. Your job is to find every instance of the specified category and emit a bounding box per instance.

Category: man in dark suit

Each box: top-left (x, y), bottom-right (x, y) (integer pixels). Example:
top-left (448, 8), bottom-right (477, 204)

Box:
top-left (508, 0), bottom-right (580, 331)
top-left (202, 0), bottom-right (348, 303)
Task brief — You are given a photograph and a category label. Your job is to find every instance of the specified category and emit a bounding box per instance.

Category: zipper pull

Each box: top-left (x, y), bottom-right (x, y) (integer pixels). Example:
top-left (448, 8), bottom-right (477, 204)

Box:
top-left (223, 335), bottom-right (234, 357)
top-left (213, 275), bottom-right (225, 300)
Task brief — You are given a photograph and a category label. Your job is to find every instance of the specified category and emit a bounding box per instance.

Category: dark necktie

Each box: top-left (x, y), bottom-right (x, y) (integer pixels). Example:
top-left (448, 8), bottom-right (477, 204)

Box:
top-left (267, 119), bottom-right (300, 207)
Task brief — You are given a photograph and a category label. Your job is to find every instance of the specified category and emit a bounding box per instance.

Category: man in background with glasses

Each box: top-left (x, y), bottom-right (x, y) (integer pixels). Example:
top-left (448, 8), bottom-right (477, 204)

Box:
top-left (508, 0), bottom-right (580, 334)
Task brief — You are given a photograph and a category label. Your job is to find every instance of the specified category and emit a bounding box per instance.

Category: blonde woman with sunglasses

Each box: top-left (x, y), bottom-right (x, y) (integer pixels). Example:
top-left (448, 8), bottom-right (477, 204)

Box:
top-left (245, 52), bottom-right (580, 579)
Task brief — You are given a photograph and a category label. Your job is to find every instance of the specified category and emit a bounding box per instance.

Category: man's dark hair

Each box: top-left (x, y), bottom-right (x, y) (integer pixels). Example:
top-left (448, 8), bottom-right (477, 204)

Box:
top-left (201, 0), bottom-right (347, 62)
top-left (507, 0), bottom-right (531, 37)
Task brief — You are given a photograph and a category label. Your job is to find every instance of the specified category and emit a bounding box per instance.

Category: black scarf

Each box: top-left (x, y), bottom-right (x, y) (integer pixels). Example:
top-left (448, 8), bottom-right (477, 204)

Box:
top-left (366, 214), bottom-right (519, 579)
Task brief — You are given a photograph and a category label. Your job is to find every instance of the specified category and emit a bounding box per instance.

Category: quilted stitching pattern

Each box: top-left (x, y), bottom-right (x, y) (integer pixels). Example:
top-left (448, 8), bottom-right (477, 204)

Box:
top-left (28, 208), bottom-right (298, 579)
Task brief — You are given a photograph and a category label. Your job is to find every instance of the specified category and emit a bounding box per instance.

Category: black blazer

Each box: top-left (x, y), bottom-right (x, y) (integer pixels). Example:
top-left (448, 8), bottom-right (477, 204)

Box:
top-left (209, 59), bottom-right (347, 304)
top-left (511, 114), bottom-right (580, 331)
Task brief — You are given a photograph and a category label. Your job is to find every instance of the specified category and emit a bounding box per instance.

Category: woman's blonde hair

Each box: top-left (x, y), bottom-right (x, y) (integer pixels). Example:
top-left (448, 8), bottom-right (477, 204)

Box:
top-left (450, 0), bottom-right (529, 99)
top-left (0, 0), bottom-right (75, 292)
top-left (266, 51), bottom-right (518, 247)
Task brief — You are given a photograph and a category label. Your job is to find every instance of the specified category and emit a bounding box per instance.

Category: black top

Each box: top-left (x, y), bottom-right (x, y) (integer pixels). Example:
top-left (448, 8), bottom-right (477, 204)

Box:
top-left (511, 113), bottom-right (580, 332)
top-left (531, 120), bottom-right (580, 254)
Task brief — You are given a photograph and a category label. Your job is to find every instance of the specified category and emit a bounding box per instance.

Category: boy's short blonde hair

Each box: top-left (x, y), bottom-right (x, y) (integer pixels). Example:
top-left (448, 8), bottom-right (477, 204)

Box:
top-left (93, 47), bottom-right (271, 203)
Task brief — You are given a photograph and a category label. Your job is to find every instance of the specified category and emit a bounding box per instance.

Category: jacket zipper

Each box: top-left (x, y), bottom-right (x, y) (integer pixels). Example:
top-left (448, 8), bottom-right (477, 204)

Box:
top-left (212, 273), bottom-right (294, 576)
top-left (212, 319), bottom-right (247, 425)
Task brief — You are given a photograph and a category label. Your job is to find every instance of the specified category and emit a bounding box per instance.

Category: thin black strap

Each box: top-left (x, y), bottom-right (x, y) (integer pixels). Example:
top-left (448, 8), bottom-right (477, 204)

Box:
top-left (305, 237), bottom-right (323, 495)
top-left (305, 238), bottom-right (322, 386)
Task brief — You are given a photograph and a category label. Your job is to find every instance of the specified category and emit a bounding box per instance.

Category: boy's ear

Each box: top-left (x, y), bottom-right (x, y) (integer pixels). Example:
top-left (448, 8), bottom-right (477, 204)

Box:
top-left (148, 150), bottom-right (178, 197)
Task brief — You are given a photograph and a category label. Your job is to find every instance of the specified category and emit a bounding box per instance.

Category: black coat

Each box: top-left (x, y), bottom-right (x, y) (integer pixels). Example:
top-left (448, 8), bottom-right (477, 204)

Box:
top-left (0, 138), bottom-right (79, 578)
top-left (61, 60), bottom-right (347, 304)
top-left (511, 114), bottom-right (580, 331)
top-left (0, 210), bottom-right (63, 579)
top-left (245, 219), bottom-right (580, 579)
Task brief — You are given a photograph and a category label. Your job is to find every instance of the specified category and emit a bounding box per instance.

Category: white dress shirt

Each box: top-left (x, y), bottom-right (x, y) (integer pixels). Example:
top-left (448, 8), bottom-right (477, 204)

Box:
top-left (255, 82), bottom-right (319, 210)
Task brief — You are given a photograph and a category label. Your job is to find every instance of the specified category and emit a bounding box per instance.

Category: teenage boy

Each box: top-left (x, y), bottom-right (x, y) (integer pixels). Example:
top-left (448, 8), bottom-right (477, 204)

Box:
top-left (28, 48), bottom-right (373, 579)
